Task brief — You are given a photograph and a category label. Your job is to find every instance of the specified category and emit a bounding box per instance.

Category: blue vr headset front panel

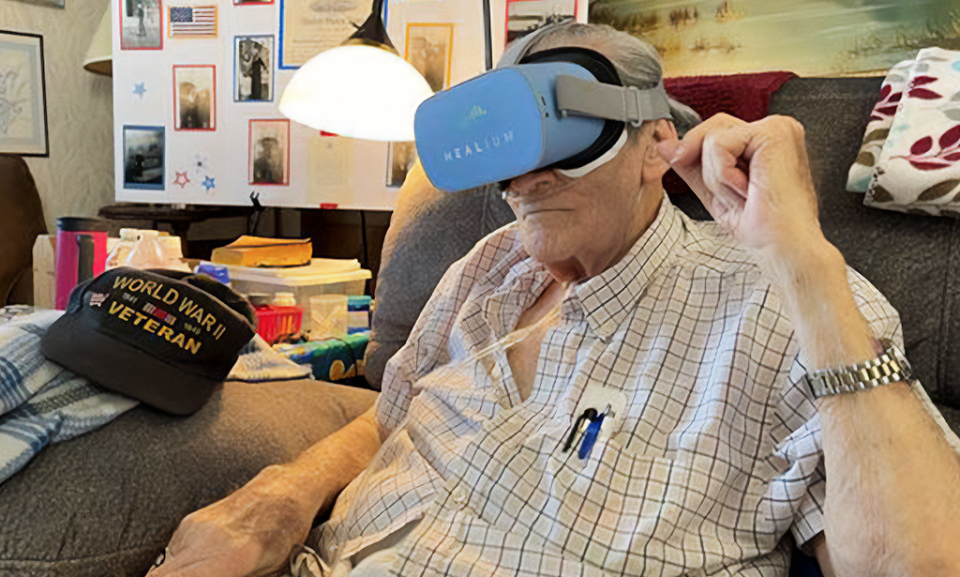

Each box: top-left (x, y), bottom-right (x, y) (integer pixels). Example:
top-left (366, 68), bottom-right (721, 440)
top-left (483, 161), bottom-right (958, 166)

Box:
top-left (415, 61), bottom-right (607, 192)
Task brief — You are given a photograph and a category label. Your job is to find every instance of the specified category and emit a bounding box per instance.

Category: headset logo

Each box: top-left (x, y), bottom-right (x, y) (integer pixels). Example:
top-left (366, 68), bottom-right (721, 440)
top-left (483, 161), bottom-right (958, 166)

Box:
top-left (443, 130), bottom-right (514, 162)
top-left (466, 105), bottom-right (487, 120)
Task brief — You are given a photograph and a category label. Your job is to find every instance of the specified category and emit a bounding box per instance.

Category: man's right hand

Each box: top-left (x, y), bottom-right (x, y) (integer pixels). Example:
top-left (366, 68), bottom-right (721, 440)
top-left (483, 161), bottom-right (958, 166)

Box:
top-left (148, 464), bottom-right (318, 577)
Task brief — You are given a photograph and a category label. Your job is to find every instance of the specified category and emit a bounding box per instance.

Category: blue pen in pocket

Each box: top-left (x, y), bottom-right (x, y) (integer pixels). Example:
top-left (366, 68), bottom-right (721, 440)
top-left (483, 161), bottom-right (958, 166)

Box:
top-left (577, 404), bottom-right (612, 461)
top-left (577, 414), bottom-right (603, 460)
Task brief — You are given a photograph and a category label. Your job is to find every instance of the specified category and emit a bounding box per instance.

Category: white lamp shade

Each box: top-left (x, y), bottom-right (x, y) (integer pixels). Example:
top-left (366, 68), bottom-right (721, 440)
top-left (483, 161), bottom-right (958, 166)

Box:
top-left (279, 44), bottom-right (434, 142)
top-left (83, 7), bottom-right (112, 76)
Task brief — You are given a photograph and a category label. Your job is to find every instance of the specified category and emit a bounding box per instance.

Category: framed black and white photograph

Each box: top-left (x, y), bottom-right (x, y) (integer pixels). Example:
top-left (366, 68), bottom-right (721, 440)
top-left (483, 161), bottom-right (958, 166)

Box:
top-left (386, 141), bottom-right (417, 188)
top-left (506, 0), bottom-right (577, 45)
top-left (0, 31), bottom-right (49, 156)
top-left (173, 65), bottom-right (216, 130)
top-left (404, 23), bottom-right (454, 93)
top-left (5, 0), bottom-right (65, 8)
top-left (234, 35), bottom-right (274, 102)
top-left (120, 0), bottom-right (163, 50)
top-left (123, 125), bottom-right (165, 190)
top-left (248, 119), bottom-right (289, 186)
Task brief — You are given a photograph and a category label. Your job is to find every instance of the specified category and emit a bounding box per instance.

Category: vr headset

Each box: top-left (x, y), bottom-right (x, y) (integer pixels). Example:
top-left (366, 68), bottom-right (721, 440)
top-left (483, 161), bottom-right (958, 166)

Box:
top-left (414, 44), bottom-right (672, 192)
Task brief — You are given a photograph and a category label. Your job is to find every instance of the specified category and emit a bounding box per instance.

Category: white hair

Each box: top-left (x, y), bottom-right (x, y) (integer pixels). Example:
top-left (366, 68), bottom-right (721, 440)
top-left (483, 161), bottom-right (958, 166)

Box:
top-left (498, 20), bottom-right (700, 136)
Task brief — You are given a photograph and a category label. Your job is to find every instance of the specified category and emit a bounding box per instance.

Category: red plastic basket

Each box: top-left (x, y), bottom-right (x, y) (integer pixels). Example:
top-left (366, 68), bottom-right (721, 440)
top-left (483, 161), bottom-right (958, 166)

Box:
top-left (255, 305), bottom-right (303, 344)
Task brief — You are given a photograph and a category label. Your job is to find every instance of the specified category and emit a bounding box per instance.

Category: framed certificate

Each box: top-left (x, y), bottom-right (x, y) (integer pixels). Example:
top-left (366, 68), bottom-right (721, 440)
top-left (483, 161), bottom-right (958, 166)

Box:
top-left (279, 0), bottom-right (383, 69)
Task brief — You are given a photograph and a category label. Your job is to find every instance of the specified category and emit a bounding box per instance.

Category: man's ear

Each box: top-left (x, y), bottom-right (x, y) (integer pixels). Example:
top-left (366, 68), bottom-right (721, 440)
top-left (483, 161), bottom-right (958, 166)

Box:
top-left (643, 120), bottom-right (678, 179)
top-left (652, 119), bottom-right (679, 143)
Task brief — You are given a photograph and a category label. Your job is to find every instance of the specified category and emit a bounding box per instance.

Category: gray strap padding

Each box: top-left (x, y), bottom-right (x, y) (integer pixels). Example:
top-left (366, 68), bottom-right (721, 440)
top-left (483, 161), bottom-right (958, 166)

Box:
top-left (556, 75), bottom-right (672, 125)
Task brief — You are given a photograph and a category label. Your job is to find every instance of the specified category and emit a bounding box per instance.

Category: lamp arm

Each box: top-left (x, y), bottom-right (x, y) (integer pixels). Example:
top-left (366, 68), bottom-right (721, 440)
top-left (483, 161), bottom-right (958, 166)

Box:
top-left (348, 0), bottom-right (396, 52)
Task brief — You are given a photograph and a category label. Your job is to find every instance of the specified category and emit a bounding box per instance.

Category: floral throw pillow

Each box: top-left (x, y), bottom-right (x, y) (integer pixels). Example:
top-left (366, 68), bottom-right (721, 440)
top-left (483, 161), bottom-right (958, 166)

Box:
top-left (865, 48), bottom-right (960, 217)
top-left (846, 60), bottom-right (914, 193)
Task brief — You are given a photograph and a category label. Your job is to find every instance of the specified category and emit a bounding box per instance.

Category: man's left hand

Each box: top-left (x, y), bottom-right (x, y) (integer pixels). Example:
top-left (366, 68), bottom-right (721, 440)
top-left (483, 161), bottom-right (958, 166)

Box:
top-left (657, 113), bottom-right (824, 259)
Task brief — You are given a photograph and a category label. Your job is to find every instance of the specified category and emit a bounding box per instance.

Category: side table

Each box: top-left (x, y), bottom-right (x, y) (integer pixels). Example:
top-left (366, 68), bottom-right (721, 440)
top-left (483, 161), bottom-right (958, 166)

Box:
top-left (99, 203), bottom-right (255, 256)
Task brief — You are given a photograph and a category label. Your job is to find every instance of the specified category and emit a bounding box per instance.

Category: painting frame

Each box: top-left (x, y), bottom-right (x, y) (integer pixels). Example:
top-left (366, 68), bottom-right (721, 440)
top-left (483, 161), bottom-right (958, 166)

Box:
top-left (404, 23), bottom-right (455, 93)
top-left (5, 0), bottom-right (65, 8)
top-left (587, 0), bottom-right (960, 78)
top-left (173, 64), bottom-right (216, 131)
top-left (234, 34), bottom-right (274, 102)
top-left (248, 118), bottom-right (290, 187)
top-left (0, 30), bottom-right (49, 157)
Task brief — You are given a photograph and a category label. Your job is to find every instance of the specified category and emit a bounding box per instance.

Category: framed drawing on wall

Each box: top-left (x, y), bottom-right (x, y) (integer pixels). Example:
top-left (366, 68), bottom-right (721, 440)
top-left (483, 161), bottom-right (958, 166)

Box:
top-left (0, 30), bottom-right (49, 156)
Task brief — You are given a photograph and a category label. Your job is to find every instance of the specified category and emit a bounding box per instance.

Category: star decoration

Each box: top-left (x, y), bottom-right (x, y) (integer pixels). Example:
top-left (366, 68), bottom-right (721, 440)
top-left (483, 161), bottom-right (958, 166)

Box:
top-left (133, 82), bottom-right (146, 98)
top-left (173, 171), bottom-right (190, 188)
top-left (202, 176), bottom-right (216, 192)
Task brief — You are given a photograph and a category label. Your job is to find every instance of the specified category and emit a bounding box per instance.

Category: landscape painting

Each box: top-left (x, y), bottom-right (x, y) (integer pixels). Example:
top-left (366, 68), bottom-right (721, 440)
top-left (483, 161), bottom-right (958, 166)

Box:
top-left (588, 0), bottom-right (960, 77)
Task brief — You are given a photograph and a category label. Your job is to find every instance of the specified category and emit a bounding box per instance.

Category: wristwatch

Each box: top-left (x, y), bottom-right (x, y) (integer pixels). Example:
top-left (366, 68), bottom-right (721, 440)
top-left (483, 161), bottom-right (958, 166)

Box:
top-left (805, 340), bottom-right (913, 398)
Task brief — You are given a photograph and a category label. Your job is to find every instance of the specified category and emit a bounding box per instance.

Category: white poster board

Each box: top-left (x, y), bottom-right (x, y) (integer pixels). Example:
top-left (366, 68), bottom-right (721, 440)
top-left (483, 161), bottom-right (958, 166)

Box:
top-left (112, 0), bottom-right (485, 209)
top-left (112, 0), bottom-right (585, 209)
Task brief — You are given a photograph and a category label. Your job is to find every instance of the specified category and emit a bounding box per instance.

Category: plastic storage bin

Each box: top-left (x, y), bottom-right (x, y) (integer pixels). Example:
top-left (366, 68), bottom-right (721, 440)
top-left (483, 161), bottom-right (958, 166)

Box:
top-left (226, 259), bottom-right (371, 332)
top-left (254, 305), bottom-right (303, 344)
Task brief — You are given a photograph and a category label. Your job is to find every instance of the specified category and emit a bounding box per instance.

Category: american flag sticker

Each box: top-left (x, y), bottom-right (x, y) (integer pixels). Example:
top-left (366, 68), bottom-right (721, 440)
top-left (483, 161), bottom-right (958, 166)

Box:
top-left (169, 5), bottom-right (218, 38)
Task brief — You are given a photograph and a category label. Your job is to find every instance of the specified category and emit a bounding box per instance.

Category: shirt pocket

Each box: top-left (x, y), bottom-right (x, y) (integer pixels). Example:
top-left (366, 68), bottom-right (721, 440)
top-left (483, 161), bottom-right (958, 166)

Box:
top-left (534, 437), bottom-right (694, 575)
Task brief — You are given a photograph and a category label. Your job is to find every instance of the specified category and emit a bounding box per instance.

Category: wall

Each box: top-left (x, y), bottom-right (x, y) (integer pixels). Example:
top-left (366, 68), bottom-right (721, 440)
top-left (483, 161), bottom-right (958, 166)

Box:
top-left (1, 0), bottom-right (114, 233)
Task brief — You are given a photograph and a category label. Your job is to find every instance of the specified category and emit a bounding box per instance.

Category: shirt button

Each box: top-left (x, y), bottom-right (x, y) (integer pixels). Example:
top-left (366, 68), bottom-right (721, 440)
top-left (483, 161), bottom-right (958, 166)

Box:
top-left (452, 487), bottom-right (467, 504)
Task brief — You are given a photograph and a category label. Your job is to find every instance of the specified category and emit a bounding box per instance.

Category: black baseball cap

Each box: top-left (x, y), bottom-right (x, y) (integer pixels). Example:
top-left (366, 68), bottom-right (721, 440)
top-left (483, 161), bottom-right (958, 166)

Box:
top-left (41, 268), bottom-right (256, 415)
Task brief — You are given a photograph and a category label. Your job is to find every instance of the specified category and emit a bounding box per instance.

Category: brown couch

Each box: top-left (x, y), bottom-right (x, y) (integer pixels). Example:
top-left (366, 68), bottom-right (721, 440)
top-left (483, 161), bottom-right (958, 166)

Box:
top-left (0, 154), bottom-right (46, 306)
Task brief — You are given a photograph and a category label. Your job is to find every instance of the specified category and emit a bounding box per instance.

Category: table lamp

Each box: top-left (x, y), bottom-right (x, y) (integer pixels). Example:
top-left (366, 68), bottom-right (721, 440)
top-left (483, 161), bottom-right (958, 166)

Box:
top-left (278, 0), bottom-right (434, 142)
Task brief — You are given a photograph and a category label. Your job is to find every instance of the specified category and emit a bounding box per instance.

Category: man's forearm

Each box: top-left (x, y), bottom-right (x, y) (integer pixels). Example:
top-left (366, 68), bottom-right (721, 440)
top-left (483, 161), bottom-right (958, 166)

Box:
top-left (765, 237), bottom-right (960, 576)
top-left (274, 405), bottom-right (383, 520)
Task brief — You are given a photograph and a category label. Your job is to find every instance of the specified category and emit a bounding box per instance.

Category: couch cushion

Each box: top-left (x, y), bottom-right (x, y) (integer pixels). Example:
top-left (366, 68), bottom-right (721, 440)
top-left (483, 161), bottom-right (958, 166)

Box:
top-left (0, 380), bottom-right (376, 577)
top-left (770, 77), bottom-right (960, 410)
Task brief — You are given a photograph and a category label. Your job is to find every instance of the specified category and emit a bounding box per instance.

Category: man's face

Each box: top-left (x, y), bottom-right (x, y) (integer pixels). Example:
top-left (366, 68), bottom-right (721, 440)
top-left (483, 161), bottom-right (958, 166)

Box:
top-left (504, 125), bottom-right (666, 279)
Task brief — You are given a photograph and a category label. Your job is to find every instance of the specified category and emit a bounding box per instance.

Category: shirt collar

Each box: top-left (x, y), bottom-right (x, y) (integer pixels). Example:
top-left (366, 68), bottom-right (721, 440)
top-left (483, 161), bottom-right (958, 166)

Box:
top-left (571, 195), bottom-right (685, 339)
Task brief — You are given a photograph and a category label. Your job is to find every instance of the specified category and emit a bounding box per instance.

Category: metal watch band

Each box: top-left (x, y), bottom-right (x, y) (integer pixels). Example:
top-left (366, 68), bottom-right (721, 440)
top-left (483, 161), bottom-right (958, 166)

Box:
top-left (806, 341), bottom-right (912, 398)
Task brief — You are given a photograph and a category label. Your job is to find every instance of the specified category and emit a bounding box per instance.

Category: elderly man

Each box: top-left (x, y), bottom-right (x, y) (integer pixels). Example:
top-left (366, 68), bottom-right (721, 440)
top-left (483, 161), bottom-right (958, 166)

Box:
top-left (152, 22), bottom-right (960, 577)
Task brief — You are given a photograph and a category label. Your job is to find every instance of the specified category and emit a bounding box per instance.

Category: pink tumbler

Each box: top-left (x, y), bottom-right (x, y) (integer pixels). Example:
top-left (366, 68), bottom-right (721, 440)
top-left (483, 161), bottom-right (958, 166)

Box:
top-left (55, 217), bottom-right (108, 310)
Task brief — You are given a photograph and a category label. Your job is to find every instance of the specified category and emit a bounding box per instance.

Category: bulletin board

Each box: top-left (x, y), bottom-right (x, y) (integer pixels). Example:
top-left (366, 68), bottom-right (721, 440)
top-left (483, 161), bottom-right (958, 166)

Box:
top-left (112, 0), bottom-right (585, 209)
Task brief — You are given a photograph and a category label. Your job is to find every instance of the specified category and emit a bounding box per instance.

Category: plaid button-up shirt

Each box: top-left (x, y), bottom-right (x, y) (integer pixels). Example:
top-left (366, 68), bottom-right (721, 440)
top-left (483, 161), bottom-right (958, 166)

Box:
top-left (320, 197), bottom-right (954, 576)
